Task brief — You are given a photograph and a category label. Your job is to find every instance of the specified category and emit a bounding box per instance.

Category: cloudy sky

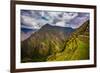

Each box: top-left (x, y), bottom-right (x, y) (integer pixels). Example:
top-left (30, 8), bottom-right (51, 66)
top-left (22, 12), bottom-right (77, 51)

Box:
top-left (21, 10), bottom-right (90, 30)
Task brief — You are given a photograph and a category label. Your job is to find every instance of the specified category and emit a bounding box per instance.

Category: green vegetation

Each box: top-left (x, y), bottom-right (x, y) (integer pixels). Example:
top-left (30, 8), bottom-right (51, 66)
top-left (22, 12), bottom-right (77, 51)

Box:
top-left (47, 34), bottom-right (89, 61)
top-left (21, 20), bottom-right (89, 63)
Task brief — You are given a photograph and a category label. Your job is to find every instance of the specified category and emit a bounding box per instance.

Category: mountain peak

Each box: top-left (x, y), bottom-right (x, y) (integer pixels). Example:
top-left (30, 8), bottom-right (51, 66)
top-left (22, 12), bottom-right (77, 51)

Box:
top-left (42, 23), bottom-right (51, 27)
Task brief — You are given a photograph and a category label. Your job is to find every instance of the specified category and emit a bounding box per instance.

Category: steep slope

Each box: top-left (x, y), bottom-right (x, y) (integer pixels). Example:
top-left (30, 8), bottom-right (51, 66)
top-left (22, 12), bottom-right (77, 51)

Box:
top-left (21, 27), bottom-right (38, 41)
top-left (21, 20), bottom-right (89, 62)
top-left (21, 24), bottom-right (75, 62)
top-left (47, 20), bottom-right (89, 61)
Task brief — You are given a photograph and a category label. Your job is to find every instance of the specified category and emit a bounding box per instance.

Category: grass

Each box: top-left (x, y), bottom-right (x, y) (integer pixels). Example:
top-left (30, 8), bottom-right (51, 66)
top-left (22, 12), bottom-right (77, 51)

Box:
top-left (21, 35), bottom-right (89, 62)
top-left (47, 35), bottom-right (89, 61)
top-left (71, 37), bottom-right (89, 60)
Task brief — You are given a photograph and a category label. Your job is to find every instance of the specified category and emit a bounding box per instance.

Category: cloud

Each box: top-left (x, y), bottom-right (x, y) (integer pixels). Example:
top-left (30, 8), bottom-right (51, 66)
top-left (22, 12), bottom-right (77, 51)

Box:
top-left (62, 12), bottom-right (78, 22)
top-left (69, 14), bottom-right (89, 28)
top-left (21, 15), bottom-right (36, 27)
top-left (55, 21), bottom-right (66, 27)
top-left (21, 10), bottom-right (89, 29)
top-left (21, 15), bottom-right (47, 29)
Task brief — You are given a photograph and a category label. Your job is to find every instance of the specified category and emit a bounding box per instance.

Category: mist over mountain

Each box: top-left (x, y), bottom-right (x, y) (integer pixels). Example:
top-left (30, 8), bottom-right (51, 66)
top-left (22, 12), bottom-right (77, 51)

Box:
top-left (21, 27), bottom-right (38, 41)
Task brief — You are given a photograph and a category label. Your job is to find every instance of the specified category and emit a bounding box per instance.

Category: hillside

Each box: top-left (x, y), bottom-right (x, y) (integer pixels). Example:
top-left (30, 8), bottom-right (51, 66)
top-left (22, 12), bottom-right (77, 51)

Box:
top-left (47, 20), bottom-right (89, 61)
top-left (21, 20), bottom-right (89, 62)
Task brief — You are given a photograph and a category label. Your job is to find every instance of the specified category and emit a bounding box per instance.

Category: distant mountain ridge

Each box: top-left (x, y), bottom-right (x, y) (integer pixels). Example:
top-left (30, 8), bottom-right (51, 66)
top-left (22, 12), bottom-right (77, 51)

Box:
top-left (41, 23), bottom-right (75, 33)
top-left (31, 23), bottom-right (75, 41)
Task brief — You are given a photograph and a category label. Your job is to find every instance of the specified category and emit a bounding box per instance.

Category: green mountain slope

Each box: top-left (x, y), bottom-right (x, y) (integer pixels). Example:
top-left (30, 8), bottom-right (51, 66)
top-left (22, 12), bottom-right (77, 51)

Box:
top-left (47, 35), bottom-right (89, 61)
top-left (21, 20), bottom-right (89, 63)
